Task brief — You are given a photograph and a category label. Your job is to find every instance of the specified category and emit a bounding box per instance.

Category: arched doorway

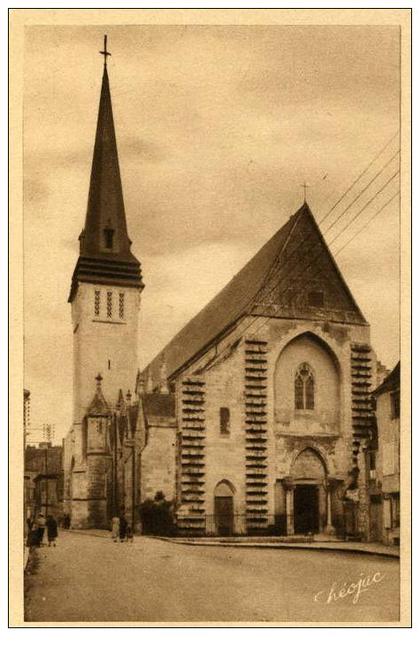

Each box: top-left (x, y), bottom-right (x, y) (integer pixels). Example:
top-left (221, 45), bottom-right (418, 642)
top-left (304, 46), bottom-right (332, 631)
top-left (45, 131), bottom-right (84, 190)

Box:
top-left (291, 448), bottom-right (326, 534)
top-left (214, 480), bottom-right (235, 536)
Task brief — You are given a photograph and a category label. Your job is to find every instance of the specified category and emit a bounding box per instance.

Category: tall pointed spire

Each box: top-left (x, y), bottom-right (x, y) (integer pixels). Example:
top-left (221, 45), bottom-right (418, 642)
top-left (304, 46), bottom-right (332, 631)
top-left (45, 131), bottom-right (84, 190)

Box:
top-left (69, 37), bottom-right (143, 302)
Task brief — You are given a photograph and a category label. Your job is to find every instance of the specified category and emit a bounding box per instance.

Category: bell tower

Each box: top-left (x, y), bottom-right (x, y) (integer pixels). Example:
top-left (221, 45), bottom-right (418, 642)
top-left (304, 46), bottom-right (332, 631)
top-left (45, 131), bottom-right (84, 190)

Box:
top-left (68, 37), bottom-right (143, 526)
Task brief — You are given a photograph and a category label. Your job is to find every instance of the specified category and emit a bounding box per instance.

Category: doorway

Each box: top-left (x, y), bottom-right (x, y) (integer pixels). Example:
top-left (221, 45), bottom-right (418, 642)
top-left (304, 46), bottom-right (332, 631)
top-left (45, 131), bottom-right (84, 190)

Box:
top-left (214, 497), bottom-right (234, 536)
top-left (294, 485), bottom-right (319, 534)
top-left (214, 480), bottom-right (235, 536)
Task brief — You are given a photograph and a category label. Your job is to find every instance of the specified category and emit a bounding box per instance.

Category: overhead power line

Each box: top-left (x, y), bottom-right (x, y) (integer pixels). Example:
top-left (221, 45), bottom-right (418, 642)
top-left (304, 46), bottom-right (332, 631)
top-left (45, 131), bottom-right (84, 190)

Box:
top-left (333, 191), bottom-right (400, 256)
top-left (201, 166), bottom-right (400, 368)
top-left (321, 151), bottom-right (400, 235)
top-left (319, 130), bottom-right (399, 227)
top-left (232, 187), bottom-right (400, 350)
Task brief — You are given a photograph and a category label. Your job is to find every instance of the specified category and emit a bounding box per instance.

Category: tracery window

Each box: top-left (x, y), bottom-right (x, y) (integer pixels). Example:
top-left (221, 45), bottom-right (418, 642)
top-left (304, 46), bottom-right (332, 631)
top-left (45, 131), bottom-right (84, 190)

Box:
top-left (295, 362), bottom-right (315, 410)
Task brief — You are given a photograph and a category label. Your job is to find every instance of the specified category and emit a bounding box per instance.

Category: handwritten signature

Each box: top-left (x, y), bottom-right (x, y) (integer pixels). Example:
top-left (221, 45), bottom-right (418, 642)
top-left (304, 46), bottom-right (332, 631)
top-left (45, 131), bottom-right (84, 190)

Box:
top-left (314, 572), bottom-right (385, 605)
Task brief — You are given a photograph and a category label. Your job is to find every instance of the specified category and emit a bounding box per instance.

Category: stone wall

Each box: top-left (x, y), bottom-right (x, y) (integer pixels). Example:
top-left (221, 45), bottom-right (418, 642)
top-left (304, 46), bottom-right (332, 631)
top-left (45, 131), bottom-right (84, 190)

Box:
top-left (174, 314), bottom-right (374, 537)
top-left (140, 422), bottom-right (176, 503)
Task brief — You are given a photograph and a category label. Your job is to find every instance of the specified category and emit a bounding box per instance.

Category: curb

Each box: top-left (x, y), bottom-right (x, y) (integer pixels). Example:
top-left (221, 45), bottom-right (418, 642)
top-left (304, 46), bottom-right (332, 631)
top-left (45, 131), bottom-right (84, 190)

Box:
top-left (65, 531), bottom-right (399, 559)
top-left (150, 536), bottom-right (400, 559)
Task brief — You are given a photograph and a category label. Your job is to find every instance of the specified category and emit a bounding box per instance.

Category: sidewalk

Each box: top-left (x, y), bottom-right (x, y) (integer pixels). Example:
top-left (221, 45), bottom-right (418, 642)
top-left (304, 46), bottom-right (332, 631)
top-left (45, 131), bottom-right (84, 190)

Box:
top-left (67, 529), bottom-right (399, 558)
top-left (157, 536), bottom-right (399, 558)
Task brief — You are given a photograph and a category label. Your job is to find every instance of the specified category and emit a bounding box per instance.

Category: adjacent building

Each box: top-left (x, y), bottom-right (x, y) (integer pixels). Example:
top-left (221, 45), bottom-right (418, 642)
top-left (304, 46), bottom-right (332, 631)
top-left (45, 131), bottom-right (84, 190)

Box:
top-left (25, 442), bottom-right (64, 521)
top-left (371, 363), bottom-right (400, 545)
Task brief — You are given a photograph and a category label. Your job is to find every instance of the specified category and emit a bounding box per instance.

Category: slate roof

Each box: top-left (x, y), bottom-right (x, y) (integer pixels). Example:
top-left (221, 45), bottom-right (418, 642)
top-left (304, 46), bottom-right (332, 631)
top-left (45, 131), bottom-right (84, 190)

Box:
top-left (69, 64), bottom-right (142, 301)
top-left (143, 202), bottom-right (367, 383)
top-left (372, 362), bottom-right (400, 397)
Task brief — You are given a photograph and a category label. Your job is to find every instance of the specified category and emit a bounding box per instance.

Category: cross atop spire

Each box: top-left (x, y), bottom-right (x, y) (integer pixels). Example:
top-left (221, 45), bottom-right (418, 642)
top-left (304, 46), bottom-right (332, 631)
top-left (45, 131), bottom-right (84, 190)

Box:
top-left (100, 35), bottom-right (111, 68)
top-left (301, 181), bottom-right (310, 203)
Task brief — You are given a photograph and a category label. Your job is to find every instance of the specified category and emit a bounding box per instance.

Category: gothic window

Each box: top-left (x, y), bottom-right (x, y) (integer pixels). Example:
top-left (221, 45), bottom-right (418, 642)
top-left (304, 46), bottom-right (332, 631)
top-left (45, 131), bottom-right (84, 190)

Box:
top-left (295, 363), bottom-right (315, 410)
top-left (94, 290), bottom-right (100, 317)
top-left (119, 293), bottom-right (125, 319)
top-left (107, 291), bottom-right (113, 318)
top-left (220, 407), bottom-right (230, 435)
top-left (308, 290), bottom-right (324, 307)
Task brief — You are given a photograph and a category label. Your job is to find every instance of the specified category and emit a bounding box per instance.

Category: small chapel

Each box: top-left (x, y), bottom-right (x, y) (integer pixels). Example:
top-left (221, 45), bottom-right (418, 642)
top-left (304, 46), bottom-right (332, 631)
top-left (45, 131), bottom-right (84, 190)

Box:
top-left (63, 40), bottom-right (383, 539)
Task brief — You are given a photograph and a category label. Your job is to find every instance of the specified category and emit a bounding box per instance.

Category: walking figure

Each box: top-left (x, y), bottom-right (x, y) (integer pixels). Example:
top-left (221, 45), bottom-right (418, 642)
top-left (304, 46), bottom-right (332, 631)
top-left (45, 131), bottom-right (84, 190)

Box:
top-left (111, 515), bottom-right (120, 543)
top-left (46, 514), bottom-right (58, 547)
top-left (36, 513), bottom-right (46, 547)
top-left (119, 514), bottom-right (128, 542)
top-left (126, 525), bottom-right (134, 543)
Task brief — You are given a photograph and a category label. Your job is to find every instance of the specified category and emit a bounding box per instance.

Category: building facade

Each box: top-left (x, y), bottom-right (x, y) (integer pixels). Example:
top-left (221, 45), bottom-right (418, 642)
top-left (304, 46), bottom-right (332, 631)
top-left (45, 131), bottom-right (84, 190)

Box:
top-left (370, 363), bottom-right (400, 545)
top-left (63, 42), bottom-right (391, 540)
top-left (25, 442), bottom-right (64, 521)
top-left (144, 203), bottom-right (379, 538)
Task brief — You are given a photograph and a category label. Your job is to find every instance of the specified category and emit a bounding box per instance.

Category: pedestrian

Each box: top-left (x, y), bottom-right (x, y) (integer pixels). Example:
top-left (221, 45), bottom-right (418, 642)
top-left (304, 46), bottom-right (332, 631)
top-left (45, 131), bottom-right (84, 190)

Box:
top-left (126, 525), bottom-right (134, 543)
top-left (119, 514), bottom-right (127, 542)
top-left (111, 515), bottom-right (120, 543)
top-left (46, 514), bottom-right (58, 547)
top-left (36, 513), bottom-right (46, 547)
top-left (27, 516), bottom-right (38, 547)
top-left (63, 513), bottom-right (71, 529)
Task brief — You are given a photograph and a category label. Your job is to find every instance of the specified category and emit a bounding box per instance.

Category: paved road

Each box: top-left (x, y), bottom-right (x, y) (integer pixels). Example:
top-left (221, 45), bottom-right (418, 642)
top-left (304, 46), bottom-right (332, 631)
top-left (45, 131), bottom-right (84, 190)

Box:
top-left (25, 531), bottom-right (399, 623)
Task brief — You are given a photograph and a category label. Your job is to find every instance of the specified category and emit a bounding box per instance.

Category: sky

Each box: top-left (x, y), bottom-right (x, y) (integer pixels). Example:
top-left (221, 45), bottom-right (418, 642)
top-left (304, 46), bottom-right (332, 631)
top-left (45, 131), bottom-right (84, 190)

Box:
top-left (23, 24), bottom-right (400, 443)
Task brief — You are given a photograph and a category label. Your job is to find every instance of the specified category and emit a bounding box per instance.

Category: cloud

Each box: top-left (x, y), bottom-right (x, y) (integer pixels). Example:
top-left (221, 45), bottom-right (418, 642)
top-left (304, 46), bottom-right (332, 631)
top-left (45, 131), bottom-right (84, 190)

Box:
top-left (23, 24), bottom-right (401, 439)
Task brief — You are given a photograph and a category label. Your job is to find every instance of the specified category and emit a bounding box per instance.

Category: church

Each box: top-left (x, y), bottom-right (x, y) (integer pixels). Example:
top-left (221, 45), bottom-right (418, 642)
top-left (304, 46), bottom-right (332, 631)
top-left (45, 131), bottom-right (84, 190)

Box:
top-left (63, 42), bottom-right (383, 540)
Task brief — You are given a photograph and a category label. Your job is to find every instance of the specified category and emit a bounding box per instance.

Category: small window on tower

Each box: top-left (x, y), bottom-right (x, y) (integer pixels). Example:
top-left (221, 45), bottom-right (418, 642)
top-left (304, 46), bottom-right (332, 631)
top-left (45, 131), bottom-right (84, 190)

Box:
top-left (94, 290), bottom-right (100, 317)
top-left (308, 290), bottom-right (324, 307)
top-left (119, 293), bottom-right (125, 319)
top-left (103, 226), bottom-right (115, 250)
top-left (107, 291), bottom-right (113, 318)
top-left (220, 407), bottom-right (230, 435)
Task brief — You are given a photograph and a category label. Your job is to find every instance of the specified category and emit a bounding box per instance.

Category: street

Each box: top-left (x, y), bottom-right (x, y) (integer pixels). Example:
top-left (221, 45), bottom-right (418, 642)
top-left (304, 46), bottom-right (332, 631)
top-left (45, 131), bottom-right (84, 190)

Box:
top-left (24, 531), bottom-right (400, 623)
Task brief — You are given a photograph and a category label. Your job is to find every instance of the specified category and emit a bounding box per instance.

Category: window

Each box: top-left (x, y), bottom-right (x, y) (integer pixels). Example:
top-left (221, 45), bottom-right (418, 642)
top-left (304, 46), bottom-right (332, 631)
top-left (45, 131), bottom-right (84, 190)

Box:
top-left (94, 290), bottom-right (100, 317)
top-left (295, 363), bottom-right (315, 410)
top-left (390, 390), bottom-right (400, 419)
top-left (368, 451), bottom-right (377, 479)
top-left (390, 494), bottom-right (400, 528)
top-left (107, 291), bottom-right (113, 318)
top-left (103, 225), bottom-right (115, 250)
top-left (119, 293), bottom-right (125, 319)
top-left (308, 290), bottom-right (324, 307)
top-left (220, 407), bottom-right (230, 435)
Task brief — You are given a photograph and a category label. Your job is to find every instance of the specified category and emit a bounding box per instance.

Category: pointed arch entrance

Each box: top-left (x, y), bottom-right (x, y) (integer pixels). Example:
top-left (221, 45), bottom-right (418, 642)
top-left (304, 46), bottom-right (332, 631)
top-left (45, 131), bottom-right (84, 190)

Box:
top-left (214, 480), bottom-right (235, 536)
top-left (291, 448), bottom-right (326, 534)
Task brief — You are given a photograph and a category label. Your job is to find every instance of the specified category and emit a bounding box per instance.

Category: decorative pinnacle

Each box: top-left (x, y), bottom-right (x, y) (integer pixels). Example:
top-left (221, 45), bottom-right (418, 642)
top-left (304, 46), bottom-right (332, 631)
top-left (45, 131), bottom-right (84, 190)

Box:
top-left (100, 34), bottom-right (111, 68)
top-left (95, 373), bottom-right (103, 390)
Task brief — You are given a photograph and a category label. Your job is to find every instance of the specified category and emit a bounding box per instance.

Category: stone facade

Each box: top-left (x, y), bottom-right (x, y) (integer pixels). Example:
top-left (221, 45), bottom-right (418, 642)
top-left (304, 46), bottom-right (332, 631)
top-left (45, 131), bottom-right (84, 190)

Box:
top-left (172, 314), bottom-right (376, 538)
top-left (62, 49), bottom-right (386, 540)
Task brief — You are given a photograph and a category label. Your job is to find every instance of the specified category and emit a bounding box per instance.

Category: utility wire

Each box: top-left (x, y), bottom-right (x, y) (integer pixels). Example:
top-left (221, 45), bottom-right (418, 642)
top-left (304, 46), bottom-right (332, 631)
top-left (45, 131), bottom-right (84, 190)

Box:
top-left (321, 151), bottom-right (400, 235)
top-left (318, 131), bottom-right (399, 227)
top-left (232, 188), bottom-right (400, 351)
top-left (201, 170), bottom-right (400, 369)
top-left (327, 170), bottom-right (399, 245)
top-left (333, 191), bottom-right (400, 256)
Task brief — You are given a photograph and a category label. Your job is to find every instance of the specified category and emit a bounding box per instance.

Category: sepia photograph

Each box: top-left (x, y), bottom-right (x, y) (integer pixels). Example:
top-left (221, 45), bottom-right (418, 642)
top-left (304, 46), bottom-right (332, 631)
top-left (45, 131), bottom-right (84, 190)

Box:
top-left (9, 7), bottom-right (411, 627)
